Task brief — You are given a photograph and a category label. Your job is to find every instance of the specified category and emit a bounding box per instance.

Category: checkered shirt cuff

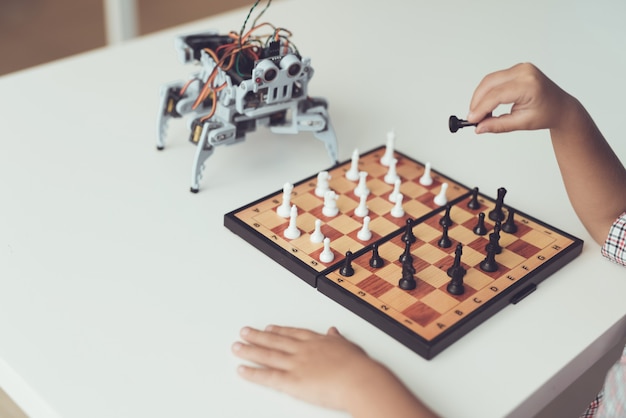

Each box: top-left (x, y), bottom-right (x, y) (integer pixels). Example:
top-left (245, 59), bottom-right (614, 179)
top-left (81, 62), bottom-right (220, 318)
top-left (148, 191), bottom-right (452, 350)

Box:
top-left (601, 212), bottom-right (626, 266)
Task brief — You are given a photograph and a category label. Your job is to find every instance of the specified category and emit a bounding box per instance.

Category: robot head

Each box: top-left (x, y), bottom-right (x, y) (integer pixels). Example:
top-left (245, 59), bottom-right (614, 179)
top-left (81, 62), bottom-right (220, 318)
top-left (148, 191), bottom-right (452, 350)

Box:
top-left (249, 54), bottom-right (311, 104)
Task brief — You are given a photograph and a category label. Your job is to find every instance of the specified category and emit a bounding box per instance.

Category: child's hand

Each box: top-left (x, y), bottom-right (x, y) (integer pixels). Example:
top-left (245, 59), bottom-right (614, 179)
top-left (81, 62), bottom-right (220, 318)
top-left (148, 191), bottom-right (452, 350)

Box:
top-left (232, 325), bottom-right (437, 418)
top-left (467, 62), bottom-right (575, 134)
top-left (232, 325), bottom-right (375, 410)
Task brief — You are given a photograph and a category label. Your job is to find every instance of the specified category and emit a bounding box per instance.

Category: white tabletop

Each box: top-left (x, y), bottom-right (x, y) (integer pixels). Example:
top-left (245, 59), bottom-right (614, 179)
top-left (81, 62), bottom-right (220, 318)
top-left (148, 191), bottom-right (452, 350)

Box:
top-left (1, 1), bottom-right (626, 417)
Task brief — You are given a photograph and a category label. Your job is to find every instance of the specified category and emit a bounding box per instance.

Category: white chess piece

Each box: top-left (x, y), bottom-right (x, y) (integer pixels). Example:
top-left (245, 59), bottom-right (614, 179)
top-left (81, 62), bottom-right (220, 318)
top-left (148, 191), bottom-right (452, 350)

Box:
top-left (276, 182), bottom-right (293, 218)
top-left (319, 237), bottom-right (334, 263)
top-left (310, 219), bottom-right (324, 243)
top-left (354, 193), bottom-right (369, 217)
top-left (391, 193), bottom-right (405, 218)
top-left (389, 178), bottom-right (401, 203)
top-left (380, 130), bottom-right (395, 166)
top-left (283, 205), bottom-right (301, 239)
top-left (357, 216), bottom-right (372, 241)
top-left (315, 171), bottom-right (331, 197)
top-left (384, 157), bottom-right (399, 184)
top-left (345, 149), bottom-right (360, 181)
top-left (434, 182), bottom-right (449, 206)
top-left (354, 171), bottom-right (370, 197)
top-left (322, 190), bottom-right (339, 217)
top-left (419, 162), bottom-right (433, 186)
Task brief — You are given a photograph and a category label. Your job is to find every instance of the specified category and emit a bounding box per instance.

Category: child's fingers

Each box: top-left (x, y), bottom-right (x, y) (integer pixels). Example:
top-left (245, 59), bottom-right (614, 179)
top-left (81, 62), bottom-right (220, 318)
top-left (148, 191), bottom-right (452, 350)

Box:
top-left (232, 341), bottom-right (292, 370)
top-left (236, 364), bottom-right (291, 392)
top-left (476, 113), bottom-right (524, 134)
top-left (238, 327), bottom-right (301, 353)
top-left (469, 64), bottom-right (523, 118)
top-left (262, 325), bottom-right (324, 341)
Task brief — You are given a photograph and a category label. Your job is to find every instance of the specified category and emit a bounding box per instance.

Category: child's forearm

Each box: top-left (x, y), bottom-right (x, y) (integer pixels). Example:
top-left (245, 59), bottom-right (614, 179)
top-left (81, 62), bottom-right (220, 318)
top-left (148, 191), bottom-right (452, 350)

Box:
top-left (343, 361), bottom-right (438, 418)
top-left (549, 96), bottom-right (626, 244)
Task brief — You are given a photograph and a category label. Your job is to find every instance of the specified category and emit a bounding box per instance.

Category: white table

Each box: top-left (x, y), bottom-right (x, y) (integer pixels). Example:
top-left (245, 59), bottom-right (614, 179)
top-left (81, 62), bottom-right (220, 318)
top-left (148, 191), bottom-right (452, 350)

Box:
top-left (1, 1), bottom-right (626, 417)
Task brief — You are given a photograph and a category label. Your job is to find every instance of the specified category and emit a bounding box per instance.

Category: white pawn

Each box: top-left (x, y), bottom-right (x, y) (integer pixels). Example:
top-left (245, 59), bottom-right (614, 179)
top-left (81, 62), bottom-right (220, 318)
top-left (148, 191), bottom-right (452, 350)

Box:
top-left (354, 171), bottom-right (370, 197)
top-left (389, 178), bottom-right (401, 203)
top-left (384, 157), bottom-right (399, 184)
top-left (419, 162), bottom-right (433, 186)
top-left (434, 182), bottom-right (449, 206)
top-left (380, 130), bottom-right (395, 166)
top-left (277, 182), bottom-right (293, 218)
top-left (315, 171), bottom-right (331, 197)
top-left (322, 190), bottom-right (339, 217)
top-left (319, 237), bottom-right (335, 263)
top-left (354, 193), bottom-right (369, 217)
top-left (391, 193), bottom-right (405, 218)
top-left (283, 205), bottom-right (301, 239)
top-left (310, 219), bottom-right (324, 243)
top-left (357, 216), bottom-right (372, 241)
top-left (345, 149), bottom-right (360, 181)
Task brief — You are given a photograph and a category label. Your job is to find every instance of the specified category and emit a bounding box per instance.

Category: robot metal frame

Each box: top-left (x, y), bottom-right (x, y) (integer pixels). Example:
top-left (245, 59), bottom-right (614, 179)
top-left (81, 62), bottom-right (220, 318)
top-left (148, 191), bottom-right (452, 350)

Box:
top-left (156, 30), bottom-right (339, 193)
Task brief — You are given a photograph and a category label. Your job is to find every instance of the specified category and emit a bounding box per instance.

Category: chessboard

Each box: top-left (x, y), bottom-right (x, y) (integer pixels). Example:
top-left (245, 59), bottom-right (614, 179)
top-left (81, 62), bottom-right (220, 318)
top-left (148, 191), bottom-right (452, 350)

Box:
top-left (224, 145), bottom-right (583, 359)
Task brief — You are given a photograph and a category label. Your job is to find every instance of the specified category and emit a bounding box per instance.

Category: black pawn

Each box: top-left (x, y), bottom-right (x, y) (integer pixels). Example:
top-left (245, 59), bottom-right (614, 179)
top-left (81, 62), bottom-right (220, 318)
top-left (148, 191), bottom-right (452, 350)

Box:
top-left (473, 212), bottom-right (488, 236)
top-left (402, 219), bottom-right (417, 244)
top-left (502, 208), bottom-right (518, 234)
top-left (467, 187), bottom-right (480, 210)
top-left (488, 222), bottom-right (502, 254)
top-left (399, 238), bottom-right (413, 264)
top-left (438, 224), bottom-right (452, 248)
top-left (447, 243), bottom-right (466, 277)
top-left (480, 233), bottom-right (500, 272)
top-left (340, 251), bottom-right (355, 276)
top-left (398, 257), bottom-right (417, 290)
top-left (369, 243), bottom-right (385, 268)
top-left (449, 115), bottom-right (477, 133)
top-left (446, 266), bottom-right (466, 295)
top-left (439, 204), bottom-right (453, 228)
top-left (489, 187), bottom-right (507, 222)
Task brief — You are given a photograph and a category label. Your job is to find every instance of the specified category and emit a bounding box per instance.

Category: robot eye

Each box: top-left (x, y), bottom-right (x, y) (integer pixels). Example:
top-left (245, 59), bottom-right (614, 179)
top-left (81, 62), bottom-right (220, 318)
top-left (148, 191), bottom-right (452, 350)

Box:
top-left (280, 54), bottom-right (302, 78)
top-left (255, 59), bottom-right (280, 83)
top-left (287, 63), bottom-right (301, 77)
top-left (264, 68), bottom-right (277, 82)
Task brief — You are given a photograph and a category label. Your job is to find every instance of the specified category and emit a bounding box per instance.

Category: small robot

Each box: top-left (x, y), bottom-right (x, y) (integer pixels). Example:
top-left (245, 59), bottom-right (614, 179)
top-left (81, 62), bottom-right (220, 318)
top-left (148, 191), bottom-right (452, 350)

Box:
top-left (156, 28), bottom-right (338, 192)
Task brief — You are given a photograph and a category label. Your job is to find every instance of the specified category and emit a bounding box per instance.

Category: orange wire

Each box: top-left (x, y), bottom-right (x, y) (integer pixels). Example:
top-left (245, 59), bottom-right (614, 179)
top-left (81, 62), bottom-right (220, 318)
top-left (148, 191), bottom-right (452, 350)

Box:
top-left (180, 78), bottom-right (197, 95)
top-left (191, 43), bottom-right (256, 110)
top-left (189, 22), bottom-right (293, 114)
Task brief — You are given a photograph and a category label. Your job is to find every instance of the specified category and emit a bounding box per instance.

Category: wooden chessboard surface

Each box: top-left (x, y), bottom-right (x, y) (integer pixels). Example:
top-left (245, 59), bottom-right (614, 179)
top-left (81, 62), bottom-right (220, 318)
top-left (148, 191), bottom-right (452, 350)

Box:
top-left (224, 145), bottom-right (583, 359)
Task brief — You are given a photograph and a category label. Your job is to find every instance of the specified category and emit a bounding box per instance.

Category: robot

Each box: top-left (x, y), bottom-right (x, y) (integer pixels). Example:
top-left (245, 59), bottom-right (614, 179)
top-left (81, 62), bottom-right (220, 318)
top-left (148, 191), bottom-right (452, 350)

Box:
top-left (156, 29), bottom-right (338, 193)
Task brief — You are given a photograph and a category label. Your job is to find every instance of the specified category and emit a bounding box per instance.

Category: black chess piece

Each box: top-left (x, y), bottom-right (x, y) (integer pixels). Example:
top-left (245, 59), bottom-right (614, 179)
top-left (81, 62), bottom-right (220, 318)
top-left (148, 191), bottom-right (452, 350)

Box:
top-left (439, 204), bottom-right (453, 228)
top-left (489, 187), bottom-right (507, 222)
top-left (473, 212), bottom-right (488, 235)
top-left (467, 187), bottom-right (480, 210)
top-left (449, 115), bottom-right (477, 133)
top-left (398, 257), bottom-right (417, 290)
top-left (446, 266), bottom-right (466, 295)
top-left (480, 233), bottom-right (500, 272)
top-left (502, 208), bottom-right (518, 234)
top-left (399, 238), bottom-right (413, 264)
top-left (402, 218), bottom-right (417, 244)
top-left (438, 224), bottom-right (452, 248)
top-left (486, 222), bottom-right (502, 254)
top-left (447, 243), bottom-right (466, 277)
top-left (369, 243), bottom-right (385, 268)
top-left (340, 251), bottom-right (355, 276)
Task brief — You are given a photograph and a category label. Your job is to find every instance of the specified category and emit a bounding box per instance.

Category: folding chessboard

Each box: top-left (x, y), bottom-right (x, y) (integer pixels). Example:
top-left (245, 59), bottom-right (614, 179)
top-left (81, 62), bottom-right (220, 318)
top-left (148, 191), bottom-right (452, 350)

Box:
top-left (224, 146), bottom-right (583, 359)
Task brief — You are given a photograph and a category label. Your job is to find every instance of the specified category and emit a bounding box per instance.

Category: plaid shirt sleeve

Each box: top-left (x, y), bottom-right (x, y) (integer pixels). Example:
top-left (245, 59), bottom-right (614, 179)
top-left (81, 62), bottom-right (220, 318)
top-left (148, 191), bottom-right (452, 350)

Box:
top-left (601, 212), bottom-right (626, 266)
top-left (596, 345), bottom-right (626, 418)
top-left (581, 213), bottom-right (626, 417)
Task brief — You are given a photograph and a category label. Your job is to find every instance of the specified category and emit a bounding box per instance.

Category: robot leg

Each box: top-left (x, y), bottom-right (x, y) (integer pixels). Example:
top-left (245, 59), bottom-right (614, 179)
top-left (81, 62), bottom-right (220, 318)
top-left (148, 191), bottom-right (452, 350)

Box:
top-left (156, 82), bottom-right (186, 150)
top-left (189, 122), bottom-right (214, 193)
top-left (306, 105), bottom-right (339, 164)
